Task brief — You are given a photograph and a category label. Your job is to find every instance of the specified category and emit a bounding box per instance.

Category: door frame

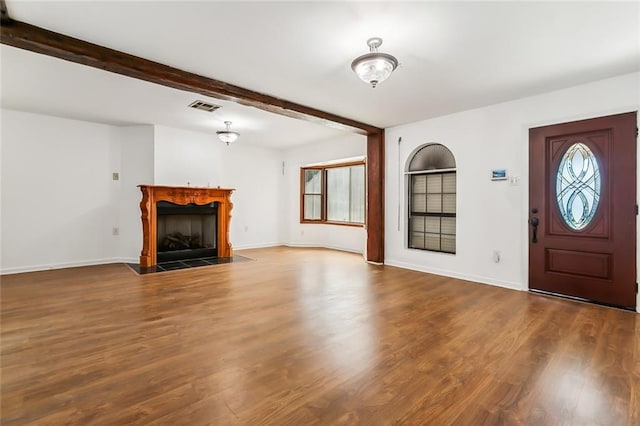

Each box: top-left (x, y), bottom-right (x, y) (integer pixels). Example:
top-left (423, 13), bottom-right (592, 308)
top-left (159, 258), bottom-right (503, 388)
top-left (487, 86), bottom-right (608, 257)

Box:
top-left (524, 110), bottom-right (639, 312)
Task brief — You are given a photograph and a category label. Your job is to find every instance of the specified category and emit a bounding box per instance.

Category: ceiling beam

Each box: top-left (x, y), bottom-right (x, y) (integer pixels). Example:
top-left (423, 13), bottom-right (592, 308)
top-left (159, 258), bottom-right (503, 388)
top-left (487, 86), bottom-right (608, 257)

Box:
top-left (0, 19), bottom-right (382, 135)
top-left (0, 1), bottom-right (10, 25)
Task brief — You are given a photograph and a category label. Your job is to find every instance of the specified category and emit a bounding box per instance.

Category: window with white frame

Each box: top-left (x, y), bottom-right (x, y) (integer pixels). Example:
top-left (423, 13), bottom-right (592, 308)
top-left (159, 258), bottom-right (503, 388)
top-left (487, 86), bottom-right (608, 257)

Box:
top-left (408, 144), bottom-right (456, 253)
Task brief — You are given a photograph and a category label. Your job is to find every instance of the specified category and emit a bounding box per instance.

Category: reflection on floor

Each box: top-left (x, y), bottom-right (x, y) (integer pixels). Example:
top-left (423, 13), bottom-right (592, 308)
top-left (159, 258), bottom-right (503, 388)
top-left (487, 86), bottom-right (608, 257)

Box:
top-left (128, 255), bottom-right (253, 274)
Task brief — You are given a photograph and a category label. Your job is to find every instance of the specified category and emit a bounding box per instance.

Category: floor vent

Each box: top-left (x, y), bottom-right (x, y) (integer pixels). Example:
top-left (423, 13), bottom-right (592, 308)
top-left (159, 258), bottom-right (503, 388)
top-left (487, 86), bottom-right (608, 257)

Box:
top-left (188, 100), bottom-right (221, 112)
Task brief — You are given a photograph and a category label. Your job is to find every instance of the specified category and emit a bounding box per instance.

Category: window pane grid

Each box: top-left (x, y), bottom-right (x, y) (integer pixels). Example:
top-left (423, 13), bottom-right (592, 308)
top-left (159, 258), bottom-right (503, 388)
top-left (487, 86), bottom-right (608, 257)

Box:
top-left (425, 233), bottom-right (441, 251)
top-left (411, 232), bottom-right (425, 249)
top-left (442, 173), bottom-right (456, 193)
top-left (304, 169), bottom-right (322, 194)
top-left (442, 194), bottom-right (456, 214)
top-left (441, 217), bottom-right (456, 235)
top-left (441, 235), bottom-right (456, 253)
top-left (426, 194), bottom-right (442, 213)
top-left (409, 170), bottom-right (456, 254)
top-left (426, 174), bottom-right (442, 193)
top-left (413, 175), bottom-right (426, 194)
top-left (303, 195), bottom-right (321, 220)
top-left (412, 216), bottom-right (425, 232)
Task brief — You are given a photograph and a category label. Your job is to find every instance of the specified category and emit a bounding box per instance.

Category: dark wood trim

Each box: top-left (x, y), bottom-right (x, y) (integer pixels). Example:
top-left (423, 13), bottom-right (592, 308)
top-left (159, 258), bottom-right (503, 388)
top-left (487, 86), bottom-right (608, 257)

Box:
top-left (312, 221), bottom-right (365, 228)
top-left (299, 168), bottom-right (305, 224)
top-left (322, 167), bottom-right (328, 223)
top-left (303, 160), bottom-right (366, 170)
top-left (366, 131), bottom-right (385, 263)
top-left (138, 185), bottom-right (234, 268)
top-left (300, 161), bottom-right (368, 227)
top-left (0, 0), bottom-right (10, 25)
top-left (528, 112), bottom-right (637, 309)
top-left (0, 19), bottom-right (381, 136)
top-left (300, 168), bottom-right (324, 223)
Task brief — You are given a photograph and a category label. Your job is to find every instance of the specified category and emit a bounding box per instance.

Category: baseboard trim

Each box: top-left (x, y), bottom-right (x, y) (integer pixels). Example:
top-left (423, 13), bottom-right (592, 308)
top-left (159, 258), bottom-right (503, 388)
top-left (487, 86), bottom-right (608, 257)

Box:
top-left (284, 243), bottom-right (364, 256)
top-left (0, 257), bottom-right (137, 275)
top-left (384, 259), bottom-right (524, 292)
top-left (233, 242), bottom-right (281, 250)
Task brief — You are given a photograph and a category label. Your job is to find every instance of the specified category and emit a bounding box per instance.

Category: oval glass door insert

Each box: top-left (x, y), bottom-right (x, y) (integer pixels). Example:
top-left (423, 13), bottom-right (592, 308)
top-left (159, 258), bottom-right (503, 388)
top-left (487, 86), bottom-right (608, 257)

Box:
top-left (556, 142), bottom-right (600, 230)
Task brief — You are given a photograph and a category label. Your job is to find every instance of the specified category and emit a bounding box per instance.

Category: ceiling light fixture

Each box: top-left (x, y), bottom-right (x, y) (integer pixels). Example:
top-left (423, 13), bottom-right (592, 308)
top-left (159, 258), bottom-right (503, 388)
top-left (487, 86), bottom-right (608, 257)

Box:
top-left (351, 37), bottom-right (398, 88)
top-left (217, 121), bottom-right (239, 145)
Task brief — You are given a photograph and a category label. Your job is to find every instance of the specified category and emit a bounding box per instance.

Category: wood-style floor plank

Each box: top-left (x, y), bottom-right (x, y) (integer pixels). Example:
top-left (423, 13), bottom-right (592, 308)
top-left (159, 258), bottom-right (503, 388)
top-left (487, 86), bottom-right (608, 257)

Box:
top-left (1, 246), bottom-right (638, 425)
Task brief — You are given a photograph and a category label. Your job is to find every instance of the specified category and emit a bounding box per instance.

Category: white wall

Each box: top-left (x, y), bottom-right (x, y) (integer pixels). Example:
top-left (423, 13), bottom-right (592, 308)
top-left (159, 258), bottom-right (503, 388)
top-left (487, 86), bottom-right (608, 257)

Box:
top-left (1, 109), bottom-right (122, 273)
top-left (154, 125), bottom-right (224, 187)
top-left (385, 72), bottom-right (640, 310)
top-left (282, 134), bottom-right (367, 254)
top-left (5, 72), bottom-right (636, 303)
top-left (116, 125), bottom-right (155, 261)
top-left (2, 112), bottom-right (364, 273)
top-left (153, 125), bottom-right (282, 250)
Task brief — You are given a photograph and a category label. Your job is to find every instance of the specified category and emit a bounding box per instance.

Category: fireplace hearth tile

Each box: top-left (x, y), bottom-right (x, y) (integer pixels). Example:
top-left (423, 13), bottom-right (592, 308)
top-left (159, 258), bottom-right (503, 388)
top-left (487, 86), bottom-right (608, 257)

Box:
top-left (160, 261), bottom-right (187, 271)
top-left (182, 259), bottom-right (210, 267)
top-left (127, 255), bottom-right (253, 275)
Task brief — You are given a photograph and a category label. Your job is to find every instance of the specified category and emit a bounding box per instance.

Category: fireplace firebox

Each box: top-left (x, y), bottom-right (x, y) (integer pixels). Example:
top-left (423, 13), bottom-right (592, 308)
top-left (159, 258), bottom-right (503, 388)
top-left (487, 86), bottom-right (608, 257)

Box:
top-left (156, 201), bottom-right (218, 262)
top-left (138, 185), bottom-right (234, 268)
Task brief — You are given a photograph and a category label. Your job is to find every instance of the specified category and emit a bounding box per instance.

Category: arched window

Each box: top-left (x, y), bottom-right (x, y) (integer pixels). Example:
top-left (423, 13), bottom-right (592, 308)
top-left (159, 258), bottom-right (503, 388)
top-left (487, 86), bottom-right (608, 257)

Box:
top-left (407, 144), bottom-right (456, 253)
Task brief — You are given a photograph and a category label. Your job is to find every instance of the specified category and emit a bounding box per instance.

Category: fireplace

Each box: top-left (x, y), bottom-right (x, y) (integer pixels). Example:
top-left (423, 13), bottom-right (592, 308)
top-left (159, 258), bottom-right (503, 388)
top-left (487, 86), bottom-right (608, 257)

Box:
top-left (156, 201), bottom-right (218, 262)
top-left (139, 185), bottom-right (234, 268)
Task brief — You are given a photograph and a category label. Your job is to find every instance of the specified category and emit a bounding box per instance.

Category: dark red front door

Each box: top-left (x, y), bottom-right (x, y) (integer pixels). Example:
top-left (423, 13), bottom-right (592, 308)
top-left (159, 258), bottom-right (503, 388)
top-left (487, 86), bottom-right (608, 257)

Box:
top-left (529, 112), bottom-right (637, 309)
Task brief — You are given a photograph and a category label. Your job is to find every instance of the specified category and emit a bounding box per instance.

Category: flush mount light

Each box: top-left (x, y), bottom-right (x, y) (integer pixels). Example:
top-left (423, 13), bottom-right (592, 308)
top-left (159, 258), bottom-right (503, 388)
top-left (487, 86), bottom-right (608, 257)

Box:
top-left (351, 37), bottom-right (398, 88)
top-left (216, 121), bottom-right (239, 145)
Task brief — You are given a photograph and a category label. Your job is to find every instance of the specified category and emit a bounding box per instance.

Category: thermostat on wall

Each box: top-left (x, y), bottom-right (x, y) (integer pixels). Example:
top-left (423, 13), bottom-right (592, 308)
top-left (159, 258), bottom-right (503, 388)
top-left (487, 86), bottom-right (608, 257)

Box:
top-left (491, 169), bottom-right (507, 180)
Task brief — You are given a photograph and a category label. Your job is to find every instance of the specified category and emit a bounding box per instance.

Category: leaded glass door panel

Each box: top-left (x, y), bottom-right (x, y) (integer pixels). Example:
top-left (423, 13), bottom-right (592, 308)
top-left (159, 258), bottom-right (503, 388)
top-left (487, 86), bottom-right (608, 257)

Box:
top-left (529, 112), bottom-right (637, 309)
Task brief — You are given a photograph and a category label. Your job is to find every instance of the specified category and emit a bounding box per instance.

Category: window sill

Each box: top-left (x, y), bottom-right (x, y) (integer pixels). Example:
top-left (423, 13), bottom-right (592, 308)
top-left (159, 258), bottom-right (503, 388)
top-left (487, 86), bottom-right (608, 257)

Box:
top-left (408, 246), bottom-right (456, 255)
top-left (300, 220), bottom-right (365, 228)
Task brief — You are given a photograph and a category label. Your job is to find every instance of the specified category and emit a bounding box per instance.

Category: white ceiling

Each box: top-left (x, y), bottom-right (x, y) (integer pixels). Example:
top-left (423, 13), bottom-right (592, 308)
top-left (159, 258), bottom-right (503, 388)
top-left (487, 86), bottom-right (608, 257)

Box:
top-left (0, 44), bottom-right (352, 149)
top-left (2, 1), bottom-right (639, 148)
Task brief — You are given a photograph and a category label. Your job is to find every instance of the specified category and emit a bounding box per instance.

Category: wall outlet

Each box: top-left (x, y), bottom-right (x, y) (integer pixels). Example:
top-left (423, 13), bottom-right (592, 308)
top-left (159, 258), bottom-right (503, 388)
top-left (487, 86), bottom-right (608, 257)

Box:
top-left (508, 175), bottom-right (520, 186)
top-left (112, 172), bottom-right (119, 181)
top-left (112, 227), bottom-right (119, 236)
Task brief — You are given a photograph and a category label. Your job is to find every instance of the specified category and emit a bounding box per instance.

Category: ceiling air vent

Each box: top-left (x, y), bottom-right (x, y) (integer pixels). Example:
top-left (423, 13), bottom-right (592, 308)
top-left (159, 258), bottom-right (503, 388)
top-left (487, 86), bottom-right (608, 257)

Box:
top-left (188, 100), bottom-right (221, 112)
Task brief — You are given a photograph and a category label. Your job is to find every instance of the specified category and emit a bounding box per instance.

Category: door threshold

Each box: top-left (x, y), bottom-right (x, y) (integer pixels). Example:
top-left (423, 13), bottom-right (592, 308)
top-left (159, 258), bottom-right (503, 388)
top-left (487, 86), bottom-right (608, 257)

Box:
top-left (529, 289), bottom-right (636, 312)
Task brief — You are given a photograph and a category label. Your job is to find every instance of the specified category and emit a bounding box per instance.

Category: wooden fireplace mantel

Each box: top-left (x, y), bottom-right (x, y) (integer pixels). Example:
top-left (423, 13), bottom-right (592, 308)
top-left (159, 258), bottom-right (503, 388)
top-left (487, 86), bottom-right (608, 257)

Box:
top-left (138, 185), bottom-right (234, 268)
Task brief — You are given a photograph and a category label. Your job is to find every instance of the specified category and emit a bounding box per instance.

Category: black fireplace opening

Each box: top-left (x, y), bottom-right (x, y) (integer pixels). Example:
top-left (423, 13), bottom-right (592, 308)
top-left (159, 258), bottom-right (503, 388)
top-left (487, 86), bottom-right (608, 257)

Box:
top-left (156, 201), bottom-right (218, 262)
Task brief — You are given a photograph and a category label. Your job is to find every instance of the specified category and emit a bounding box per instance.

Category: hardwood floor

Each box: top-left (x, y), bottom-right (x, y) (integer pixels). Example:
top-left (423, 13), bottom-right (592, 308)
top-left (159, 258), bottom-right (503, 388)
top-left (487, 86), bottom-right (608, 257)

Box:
top-left (1, 247), bottom-right (638, 425)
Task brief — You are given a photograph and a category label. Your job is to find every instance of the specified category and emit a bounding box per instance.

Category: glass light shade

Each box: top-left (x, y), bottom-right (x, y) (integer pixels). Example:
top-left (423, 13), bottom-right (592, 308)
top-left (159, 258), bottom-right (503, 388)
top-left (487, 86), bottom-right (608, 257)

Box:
top-left (217, 121), bottom-right (239, 145)
top-left (351, 53), bottom-right (398, 88)
top-left (217, 131), bottom-right (239, 145)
